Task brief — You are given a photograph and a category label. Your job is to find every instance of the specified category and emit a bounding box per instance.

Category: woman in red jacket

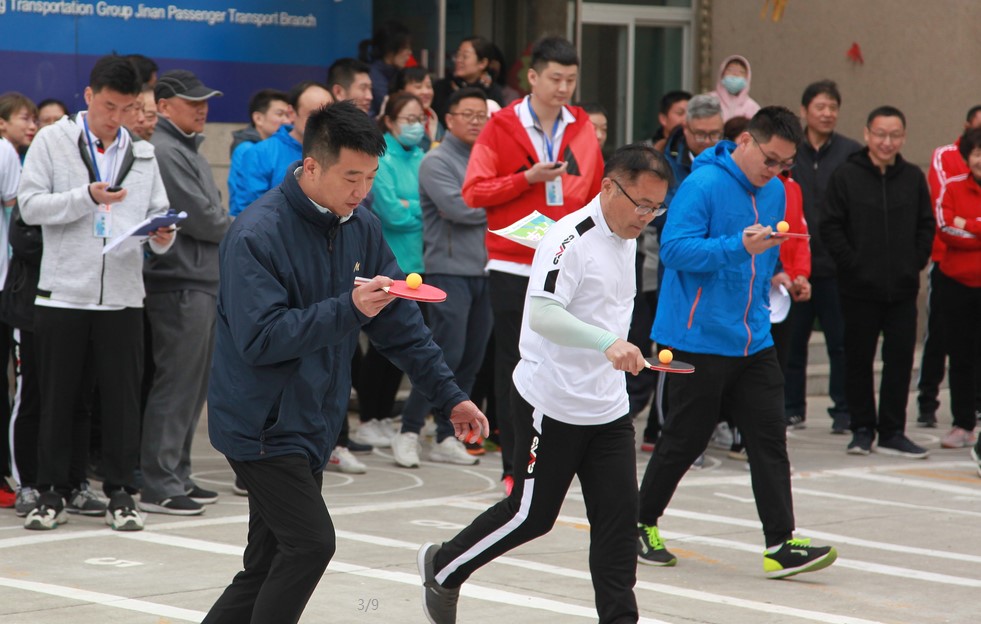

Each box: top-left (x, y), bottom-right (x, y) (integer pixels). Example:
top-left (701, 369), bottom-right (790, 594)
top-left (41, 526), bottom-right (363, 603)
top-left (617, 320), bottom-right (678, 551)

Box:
top-left (935, 127), bottom-right (981, 450)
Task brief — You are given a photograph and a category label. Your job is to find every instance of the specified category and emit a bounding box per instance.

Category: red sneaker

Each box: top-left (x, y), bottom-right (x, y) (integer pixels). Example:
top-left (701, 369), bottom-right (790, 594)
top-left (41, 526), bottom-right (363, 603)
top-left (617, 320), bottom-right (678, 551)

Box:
top-left (501, 475), bottom-right (514, 497)
top-left (465, 438), bottom-right (486, 456)
top-left (0, 482), bottom-right (16, 508)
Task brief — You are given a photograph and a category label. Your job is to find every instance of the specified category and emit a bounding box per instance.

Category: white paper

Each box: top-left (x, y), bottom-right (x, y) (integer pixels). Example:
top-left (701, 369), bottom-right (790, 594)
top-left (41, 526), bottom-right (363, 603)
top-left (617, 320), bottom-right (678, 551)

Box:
top-left (489, 211), bottom-right (555, 249)
top-left (103, 211), bottom-right (187, 255)
top-left (769, 283), bottom-right (791, 323)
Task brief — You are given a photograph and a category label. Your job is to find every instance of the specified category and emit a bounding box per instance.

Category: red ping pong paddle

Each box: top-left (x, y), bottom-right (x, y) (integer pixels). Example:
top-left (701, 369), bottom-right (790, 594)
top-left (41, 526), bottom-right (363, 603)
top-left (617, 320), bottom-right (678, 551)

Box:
top-left (645, 359), bottom-right (695, 374)
top-left (354, 276), bottom-right (447, 303)
top-left (742, 227), bottom-right (810, 240)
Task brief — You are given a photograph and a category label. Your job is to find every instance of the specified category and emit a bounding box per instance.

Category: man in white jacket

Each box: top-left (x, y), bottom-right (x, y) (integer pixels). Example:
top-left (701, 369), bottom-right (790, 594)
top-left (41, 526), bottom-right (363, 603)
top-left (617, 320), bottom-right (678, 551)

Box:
top-left (18, 54), bottom-right (175, 531)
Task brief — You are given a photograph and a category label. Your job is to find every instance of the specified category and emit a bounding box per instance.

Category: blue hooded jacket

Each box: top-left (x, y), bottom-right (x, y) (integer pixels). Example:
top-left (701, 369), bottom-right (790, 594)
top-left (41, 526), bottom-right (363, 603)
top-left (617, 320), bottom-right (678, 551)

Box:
top-left (208, 163), bottom-right (468, 471)
top-left (228, 125), bottom-right (302, 216)
top-left (652, 141), bottom-right (785, 357)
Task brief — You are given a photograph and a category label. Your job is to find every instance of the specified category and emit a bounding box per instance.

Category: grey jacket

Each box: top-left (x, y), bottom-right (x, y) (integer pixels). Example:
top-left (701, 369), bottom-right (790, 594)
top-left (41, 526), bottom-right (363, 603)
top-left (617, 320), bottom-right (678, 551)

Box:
top-left (18, 116), bottom-right (169, 308)
top-left (145, 116), bottom-right (232, 295)
top-left (419, 133), bottom-right (488, 276)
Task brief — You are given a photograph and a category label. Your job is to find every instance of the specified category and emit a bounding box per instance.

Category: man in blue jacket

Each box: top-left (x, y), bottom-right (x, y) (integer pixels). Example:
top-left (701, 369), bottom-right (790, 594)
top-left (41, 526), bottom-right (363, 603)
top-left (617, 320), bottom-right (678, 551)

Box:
top-left (636, 107), bottom-right (838, 580)
top-left (202, 101), bottom-right (488, 624)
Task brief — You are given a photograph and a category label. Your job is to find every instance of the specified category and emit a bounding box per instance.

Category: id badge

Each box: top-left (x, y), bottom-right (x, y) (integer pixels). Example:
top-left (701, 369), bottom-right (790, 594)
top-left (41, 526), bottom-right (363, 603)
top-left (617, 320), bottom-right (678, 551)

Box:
top-left (545, 177), bottom-right (564, 206)
top-left (94, 204), bottom-right (112, 238)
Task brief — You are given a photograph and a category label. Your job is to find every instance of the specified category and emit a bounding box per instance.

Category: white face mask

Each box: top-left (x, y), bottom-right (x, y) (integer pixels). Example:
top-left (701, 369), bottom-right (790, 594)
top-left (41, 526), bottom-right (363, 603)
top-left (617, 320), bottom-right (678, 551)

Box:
top-left (721, 75), bottom-right (747, 95)
top-left (396, 122), bottom-right (425, 146)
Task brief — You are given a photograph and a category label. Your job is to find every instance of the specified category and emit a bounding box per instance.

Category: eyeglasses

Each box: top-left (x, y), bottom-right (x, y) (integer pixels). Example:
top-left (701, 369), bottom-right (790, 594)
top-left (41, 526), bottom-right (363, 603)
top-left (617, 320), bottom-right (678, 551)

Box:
top-left (867, 128), bottom-right (905, 142)
top-left (751, 137), bottom-right (796, 171)
top-left (691, 131), bottom-right (724, 143)
top-left (612, 179), bottom-right (666, 217)
top-left (446, 110), bottom-right (488, 124)
top-left (397, 115), bottom-right (425, 125)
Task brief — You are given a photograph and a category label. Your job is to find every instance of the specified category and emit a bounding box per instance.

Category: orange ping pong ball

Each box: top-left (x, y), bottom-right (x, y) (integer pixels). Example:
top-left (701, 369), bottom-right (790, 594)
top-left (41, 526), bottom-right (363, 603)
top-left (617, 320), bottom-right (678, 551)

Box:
top-left (405, 273), bottom-right (423, 290)
top-left (776, 220), bottom-right (790, 233)
top-left (658, 349), bottom-right (673, 365)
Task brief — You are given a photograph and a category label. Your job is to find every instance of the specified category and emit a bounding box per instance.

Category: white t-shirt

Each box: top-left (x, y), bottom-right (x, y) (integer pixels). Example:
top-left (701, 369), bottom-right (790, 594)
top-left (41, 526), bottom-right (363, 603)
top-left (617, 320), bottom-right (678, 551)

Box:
top-left (0, 138), bottom-right (20, 289)
top-left (512, 194), bottom-right (636, 425)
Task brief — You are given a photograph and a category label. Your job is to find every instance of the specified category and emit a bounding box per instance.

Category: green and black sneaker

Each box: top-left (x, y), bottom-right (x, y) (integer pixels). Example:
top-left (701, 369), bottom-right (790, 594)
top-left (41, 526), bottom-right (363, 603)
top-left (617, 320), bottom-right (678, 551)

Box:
top-left (637, 523), bottom-right (677, 566)
top-left (763, 538), bottom-right (837, 579)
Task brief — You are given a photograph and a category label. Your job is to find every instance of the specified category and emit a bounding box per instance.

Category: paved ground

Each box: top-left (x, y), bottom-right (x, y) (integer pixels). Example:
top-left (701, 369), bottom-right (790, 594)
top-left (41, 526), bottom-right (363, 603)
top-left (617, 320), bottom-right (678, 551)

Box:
top-left (1, 393), bottom-right (977, 624)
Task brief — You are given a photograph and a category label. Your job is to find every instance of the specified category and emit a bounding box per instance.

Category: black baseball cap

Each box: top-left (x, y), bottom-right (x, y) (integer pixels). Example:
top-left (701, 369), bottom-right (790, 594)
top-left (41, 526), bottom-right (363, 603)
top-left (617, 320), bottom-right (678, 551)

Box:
top-left (155, 69), bottom-right (223, 102)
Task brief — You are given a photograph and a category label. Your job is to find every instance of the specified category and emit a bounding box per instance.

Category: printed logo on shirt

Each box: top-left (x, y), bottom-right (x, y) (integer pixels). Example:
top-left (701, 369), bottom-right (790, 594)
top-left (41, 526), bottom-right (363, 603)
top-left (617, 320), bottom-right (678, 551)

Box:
top-left (353, 261), bottom-right (360, 272)
top-left (552, 234), bottom-right (575, 265)
top-left (527, 435), bottom-right (540, 475)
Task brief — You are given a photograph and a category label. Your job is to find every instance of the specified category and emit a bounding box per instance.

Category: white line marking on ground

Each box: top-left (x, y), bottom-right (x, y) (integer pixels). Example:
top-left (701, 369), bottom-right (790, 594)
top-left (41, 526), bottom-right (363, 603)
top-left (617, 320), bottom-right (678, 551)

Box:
top-left (793, 486), bottom-right (981, 518)
top-left (0, 576), bottom-right (206, 622)
top-left (714, 492), bottom-right (755, 503)
top-left (824, 468), bottom-right (981, 498)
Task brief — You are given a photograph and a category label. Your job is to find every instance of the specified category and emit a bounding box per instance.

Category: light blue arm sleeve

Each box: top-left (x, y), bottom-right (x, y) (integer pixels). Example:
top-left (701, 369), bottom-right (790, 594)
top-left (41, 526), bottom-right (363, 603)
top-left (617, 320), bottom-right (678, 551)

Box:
top-left (528, 296), bottom-right (618, 353)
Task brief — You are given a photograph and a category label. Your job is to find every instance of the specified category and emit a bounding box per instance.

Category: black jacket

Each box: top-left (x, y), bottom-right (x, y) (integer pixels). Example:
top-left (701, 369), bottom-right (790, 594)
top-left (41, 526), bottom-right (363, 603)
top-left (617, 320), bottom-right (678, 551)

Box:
top-left (0, 205), bottom-right (43, 331)
top-left (821, 148), bottom-right (935, 301)
top-left (795, 132), bottom-right (862, 278)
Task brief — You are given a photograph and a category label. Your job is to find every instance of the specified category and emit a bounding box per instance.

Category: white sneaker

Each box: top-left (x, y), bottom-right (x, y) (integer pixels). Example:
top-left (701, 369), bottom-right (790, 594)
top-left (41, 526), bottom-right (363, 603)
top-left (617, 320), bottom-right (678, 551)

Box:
top-left (429, 437), bottom-right (478, 465)
top-left (421, 418), bottom-right (438, 440)
top-left (711, 422), bottom-right (733, 449)
top-left (351, 419), bottom-right (395, 448)
top-left (327, 447), bottom-right (367, 474)
top-left (392, 432), bottom-right (421, 468)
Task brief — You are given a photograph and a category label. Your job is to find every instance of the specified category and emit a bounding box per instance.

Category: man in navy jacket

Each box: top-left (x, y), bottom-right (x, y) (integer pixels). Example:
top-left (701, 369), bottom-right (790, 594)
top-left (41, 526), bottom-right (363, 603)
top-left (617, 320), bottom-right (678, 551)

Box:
top-left (203, 101), bottom-right (488, 624)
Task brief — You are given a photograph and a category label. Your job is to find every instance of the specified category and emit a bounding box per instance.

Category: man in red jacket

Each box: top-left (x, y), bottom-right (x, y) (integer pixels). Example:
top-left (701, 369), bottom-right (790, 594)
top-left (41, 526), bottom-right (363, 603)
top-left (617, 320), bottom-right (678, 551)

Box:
top-left (462, 36), bottom-right (603, 493)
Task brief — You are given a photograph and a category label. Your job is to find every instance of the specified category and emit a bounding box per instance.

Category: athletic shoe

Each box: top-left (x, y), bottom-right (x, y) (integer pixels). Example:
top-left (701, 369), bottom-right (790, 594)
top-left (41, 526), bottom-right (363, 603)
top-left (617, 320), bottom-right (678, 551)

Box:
top-left (430, 437), bottom-right (479, 465)
top-left (916, 411), bottom-right (938, 428)
top-left (763, 538), bottom-right (837, 579)
top-left (710, 422), bottom-right (734, 449)
top-left (138, 495), bottom-right (204, 516)
top-left (876, 433), bottom-right (929, 459)
top-left (186, 485), bottom-right (219, 504)
top-left (351, 419), bottom-right (395, 448)
top-left (392, 432), bottom-right (421, 468)
top-left (830, 413), bottom-right (850, 434)
top-left (0, 482), bottom-right (15, 508)
top-left (728, 447), bottom-right (748, 461)
top-left (482, 438), bottom-right (500, 453)
top-left (106, 491), bottom-right (145, 531)
top-left (232, 477), bottom-right (248, 496)
top-left (637, 523), bottom-right (677, 566)
top-left (66, 484), bottom-right (108, 516)
top-left (15, 486), bottom-right (39, 518)
top-left (24, 492), bottom-right (67, 530)
top-left (501, 475), bottom-right (514, 497)
top-left (847, 428), bottom-right (874, 455)
top-left (640, 438), bottom-right (656, 453)
top-left (785, 414), bottom-right (806, 429)
top-left (327, 446), bottom-right (367, 474)
top-left (346, 439), bottom-right (374, 454)
top-left (941, 427), bottom-right (976, 449)
top-left (971, 443), bottom-right (981, 478)
top-left (464, 438), bottom-right (486, 456)
top-left (690, 453), bottom-right (705, 470)
top-left (418, 542), bottom-right (459, 624)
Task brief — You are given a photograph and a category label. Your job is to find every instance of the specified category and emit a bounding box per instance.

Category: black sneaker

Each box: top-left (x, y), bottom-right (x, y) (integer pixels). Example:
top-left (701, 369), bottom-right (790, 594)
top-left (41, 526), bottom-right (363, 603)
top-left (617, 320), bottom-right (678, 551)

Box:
top-left (24, 491), bottom-right (68, 531)
top-left (106, 490), bottom-right (145, 531)
top-left (763, 538), bottom-right (837, 579)
top-left (876, 433), bottom-right (929, 459)
top-left (232, 476), bottom-right (248, 496)
top-left (66, 484), bottom-right (108, 516)
top-left (346, 439), bottom-right (374, 455)
top-left (830, 413), bottom-right (850, 435)
top-left (186, 485), bottom-right (219, 504)
top-left (847, 428), bottom-right (874, 455)
top-left (637, 523), bottom-right (677, 566)
top-left (418, 542), bottom-right (459, 624)
top-left (785, 414), bottom-right (806, 430)
top-left (138, 495), bottom-right (204, 516)
top-left (916, 411), bottom-right (938, 428)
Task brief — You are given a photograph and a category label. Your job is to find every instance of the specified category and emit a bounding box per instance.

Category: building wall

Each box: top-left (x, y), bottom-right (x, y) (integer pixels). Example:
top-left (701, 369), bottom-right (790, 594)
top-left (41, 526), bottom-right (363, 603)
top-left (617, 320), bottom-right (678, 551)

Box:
top-left (710, 0), bottom-right (981, 168)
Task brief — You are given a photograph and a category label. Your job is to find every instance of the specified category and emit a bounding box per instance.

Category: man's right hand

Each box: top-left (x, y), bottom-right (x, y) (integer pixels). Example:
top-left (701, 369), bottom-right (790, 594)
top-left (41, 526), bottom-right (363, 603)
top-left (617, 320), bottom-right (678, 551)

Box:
top-left (352, 275), bottom-right (396, 317)
top-left (742, 225), bottom-right (785, 255)
top-left (604, 338), bottom-right (647, 376)
top-left (89, 181), bottom-right (127, 205)
top-left (524, 161), bottom-right (567, 185)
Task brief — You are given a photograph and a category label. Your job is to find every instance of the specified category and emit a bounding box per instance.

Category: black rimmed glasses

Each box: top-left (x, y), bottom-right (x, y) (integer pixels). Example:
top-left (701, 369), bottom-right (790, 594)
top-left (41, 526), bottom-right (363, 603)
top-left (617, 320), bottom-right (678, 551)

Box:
top-left (751, 136), bottom-right (796, 171)
top-left (446, 110), bottom-right (489, 124)
top-left (612, 179), bottom-right (666, 217)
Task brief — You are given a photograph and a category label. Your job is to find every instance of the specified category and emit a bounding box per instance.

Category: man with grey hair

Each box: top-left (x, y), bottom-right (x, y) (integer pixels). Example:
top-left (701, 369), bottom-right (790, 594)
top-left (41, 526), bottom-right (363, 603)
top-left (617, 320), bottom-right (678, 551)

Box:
top-left (635, 93), bottom-right (725, 451)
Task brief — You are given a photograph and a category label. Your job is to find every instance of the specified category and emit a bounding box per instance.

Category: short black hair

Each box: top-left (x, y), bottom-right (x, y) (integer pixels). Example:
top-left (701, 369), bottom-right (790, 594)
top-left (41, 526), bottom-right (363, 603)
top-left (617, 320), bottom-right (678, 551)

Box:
top-left (957, 127), bottom-right (981, 162)
top-left (126, 54), bottom-right (158, 85)
top-left (37, 98), bottom-right (68, 117)
top-left (660, 90), bottom-right (692, 115)
top-left (578, 102), bottom-right (608, 117)
top-left (724, 116), bottom-right (750, 141)
top-left (448, 87), bottom-right (486, 111)
top-left (90, 54), bottom-right (142, 96)
top-left (460, 36), bottom-right (495, 64)
top-left (390, 66), bottom-right (431, 95)
top-left (801, 80), bottom-right (841, 108)
top-left (530, 36), bottom-right (579, 72)
top-left (966, 105), bottom-right (981, 124)
top-left (248, 89), bottom-right (289, 122)
top-left (287, 81), bottom-right (326, 110)
top-left (748, 106), bottom-right (803, 145)
top-left (0, 92), bottom-right (38, 121)
top-left (604, 143), bottom-right (673, 186)
top-left (303, 100), bottom-right (386, 166)
top-left (326, 58), bottom-right (372, 91)
top-left (867, 105), bottom-right (906, 129)
top-left (378, 92), bottom-right (422, 133)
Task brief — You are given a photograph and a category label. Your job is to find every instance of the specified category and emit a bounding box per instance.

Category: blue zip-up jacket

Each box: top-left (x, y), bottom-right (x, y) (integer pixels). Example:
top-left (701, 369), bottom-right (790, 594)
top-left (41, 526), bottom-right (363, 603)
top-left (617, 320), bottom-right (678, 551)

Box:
top-left (228, 125), bottom-right (301, 216)
top-left (652, 141), bottom-right (785, 357)
top-left (208, 162), bottom-right (468, 471)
